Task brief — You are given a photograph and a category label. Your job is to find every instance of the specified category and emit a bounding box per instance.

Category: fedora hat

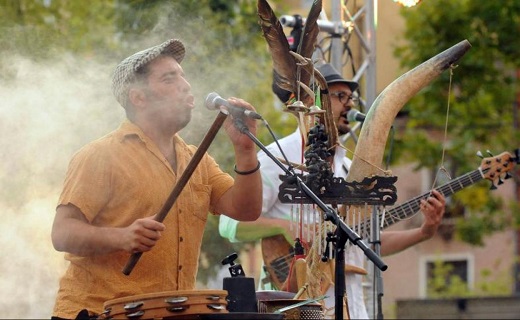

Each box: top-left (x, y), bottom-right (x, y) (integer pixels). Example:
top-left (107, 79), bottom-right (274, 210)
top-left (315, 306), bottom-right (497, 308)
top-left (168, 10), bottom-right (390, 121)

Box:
top-left (317, 63), bottom-right (358, 91)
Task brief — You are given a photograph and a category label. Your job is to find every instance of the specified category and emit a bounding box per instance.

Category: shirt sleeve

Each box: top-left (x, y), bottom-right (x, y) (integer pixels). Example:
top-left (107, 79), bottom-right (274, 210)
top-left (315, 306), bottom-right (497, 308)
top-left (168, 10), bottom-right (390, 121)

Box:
top-left (57, 143), bottom-right (111, 222)
top-left (258, 149), bottom-right (286, 215)
top-left (218, 214), bottom-right (240, 243)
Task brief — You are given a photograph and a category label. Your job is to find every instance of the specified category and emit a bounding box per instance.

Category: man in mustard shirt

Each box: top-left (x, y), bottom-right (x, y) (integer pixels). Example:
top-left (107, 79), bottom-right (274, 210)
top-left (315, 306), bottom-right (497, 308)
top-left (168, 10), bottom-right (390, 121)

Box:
top-left (51, 38), bottom-right (262, 319)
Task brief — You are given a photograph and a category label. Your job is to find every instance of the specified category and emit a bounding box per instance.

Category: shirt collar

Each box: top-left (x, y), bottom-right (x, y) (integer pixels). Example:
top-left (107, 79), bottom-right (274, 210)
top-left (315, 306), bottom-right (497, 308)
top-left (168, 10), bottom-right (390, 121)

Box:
top-left (116, 120), bottom-right (148, 143)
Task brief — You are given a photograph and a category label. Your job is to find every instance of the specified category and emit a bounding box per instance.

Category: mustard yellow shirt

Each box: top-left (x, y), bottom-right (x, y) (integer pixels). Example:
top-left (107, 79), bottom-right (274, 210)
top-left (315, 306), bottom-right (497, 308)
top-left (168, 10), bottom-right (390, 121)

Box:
top-left (53, 121), bottom-right (234, 318)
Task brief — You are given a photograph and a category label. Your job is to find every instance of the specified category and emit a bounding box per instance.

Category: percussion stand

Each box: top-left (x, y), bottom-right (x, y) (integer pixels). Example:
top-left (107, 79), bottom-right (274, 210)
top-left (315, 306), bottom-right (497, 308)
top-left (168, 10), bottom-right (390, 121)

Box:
top-left (234, 119), bottom-right (388, 320)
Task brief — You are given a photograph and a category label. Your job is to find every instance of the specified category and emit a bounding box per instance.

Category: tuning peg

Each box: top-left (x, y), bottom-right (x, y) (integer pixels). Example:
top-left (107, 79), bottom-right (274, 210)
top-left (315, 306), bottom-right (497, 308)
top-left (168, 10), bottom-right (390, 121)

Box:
top-left (486, 150), bottom-right (494, 157)
top-left (476, 151), bottom-right (483, 158)
top-left (504, 172), bottom-right (512, 180)
top-left (498, 177), bottom-right (504, 185)
top-left (489, 182), bottom-right (498, 190)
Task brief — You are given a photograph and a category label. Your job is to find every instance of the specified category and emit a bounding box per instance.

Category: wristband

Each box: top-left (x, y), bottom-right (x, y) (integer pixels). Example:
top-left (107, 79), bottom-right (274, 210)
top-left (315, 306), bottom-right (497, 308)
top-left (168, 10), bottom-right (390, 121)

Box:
top-left (234, 161), bottom-right (261, 175)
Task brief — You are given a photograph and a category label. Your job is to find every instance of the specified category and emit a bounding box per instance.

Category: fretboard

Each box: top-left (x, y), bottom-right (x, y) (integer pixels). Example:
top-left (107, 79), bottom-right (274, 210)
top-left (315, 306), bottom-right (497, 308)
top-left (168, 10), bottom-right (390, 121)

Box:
top-left (357, 167), bottom-right (484, 234)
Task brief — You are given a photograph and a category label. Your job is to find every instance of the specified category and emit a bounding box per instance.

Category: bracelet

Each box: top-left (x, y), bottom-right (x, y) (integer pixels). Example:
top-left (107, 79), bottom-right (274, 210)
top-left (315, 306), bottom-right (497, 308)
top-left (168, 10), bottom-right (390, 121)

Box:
top-left (234, 161), bottom-right (261, 175)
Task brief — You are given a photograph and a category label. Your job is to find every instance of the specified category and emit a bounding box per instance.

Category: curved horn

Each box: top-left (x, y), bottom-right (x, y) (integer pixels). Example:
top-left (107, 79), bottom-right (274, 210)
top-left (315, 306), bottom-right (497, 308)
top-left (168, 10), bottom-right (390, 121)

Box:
top-left (347, 39), bottom-right (472, 183)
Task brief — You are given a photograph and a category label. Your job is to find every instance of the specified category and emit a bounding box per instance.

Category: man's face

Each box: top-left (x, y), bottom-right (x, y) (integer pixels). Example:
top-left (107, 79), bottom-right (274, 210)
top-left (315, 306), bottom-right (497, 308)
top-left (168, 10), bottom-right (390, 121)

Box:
top-left (328, 82), bottom-right (356, 135)
top-left (139, 56), bottom-right (194, 130)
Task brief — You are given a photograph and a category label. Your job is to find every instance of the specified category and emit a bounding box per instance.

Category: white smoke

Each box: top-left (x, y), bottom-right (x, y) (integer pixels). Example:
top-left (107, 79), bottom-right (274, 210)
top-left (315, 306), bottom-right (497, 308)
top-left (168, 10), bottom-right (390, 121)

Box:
top-left (0, 54), bottom-right (123, 318)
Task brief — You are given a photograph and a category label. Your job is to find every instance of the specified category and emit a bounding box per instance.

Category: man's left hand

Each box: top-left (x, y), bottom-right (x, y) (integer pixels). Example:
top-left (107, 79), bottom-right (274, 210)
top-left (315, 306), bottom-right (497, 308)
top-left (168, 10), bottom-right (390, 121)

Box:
top-left (419, 189), bottom-right (446, 239)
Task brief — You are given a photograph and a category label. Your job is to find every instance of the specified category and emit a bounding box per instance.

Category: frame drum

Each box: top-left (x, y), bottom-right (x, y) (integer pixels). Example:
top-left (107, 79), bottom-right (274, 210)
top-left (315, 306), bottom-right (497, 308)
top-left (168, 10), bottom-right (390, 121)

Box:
top-left (101, 290), bottom-right (228, 319)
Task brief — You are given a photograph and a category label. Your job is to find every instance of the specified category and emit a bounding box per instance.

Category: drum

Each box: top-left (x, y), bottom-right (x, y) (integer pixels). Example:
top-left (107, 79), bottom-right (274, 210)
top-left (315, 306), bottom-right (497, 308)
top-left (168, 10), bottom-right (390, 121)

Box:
top-left (101, 290), bottom-right (228, 319)
top-left (258, 298), bottom-right (324, 320)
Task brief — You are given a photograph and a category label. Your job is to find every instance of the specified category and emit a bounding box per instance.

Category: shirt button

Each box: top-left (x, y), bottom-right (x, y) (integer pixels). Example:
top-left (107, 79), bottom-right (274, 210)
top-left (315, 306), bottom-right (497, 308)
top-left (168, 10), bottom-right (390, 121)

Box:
top-left (178, 265), bottom-right (183, 271)
top-left (179, 236), bottom-right (184, 242)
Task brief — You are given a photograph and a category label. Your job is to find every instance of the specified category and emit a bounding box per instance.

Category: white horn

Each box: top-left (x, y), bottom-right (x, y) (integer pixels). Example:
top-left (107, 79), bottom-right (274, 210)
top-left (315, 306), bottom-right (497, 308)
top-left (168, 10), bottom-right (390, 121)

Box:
top-left (347, 39), bottom-right (472, 183)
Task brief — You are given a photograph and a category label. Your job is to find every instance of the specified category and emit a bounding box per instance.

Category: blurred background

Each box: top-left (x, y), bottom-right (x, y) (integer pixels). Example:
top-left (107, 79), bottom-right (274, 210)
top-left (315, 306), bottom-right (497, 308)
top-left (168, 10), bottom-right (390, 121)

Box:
top-left (0, 0), bottom-right (519, 318)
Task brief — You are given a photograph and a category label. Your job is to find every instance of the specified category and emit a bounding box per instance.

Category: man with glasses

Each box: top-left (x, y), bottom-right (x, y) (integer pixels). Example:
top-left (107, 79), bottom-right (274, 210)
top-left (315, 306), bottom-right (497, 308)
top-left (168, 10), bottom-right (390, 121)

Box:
top-left (219, 63), bottom-right (445, 319)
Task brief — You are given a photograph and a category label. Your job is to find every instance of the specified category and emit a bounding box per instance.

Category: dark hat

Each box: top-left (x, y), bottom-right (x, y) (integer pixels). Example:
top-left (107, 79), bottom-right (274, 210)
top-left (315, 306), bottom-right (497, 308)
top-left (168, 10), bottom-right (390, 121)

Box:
top-left (316, 63), bottom-right (358, 92)
top-left (112, 39), bottom-right (186, 107)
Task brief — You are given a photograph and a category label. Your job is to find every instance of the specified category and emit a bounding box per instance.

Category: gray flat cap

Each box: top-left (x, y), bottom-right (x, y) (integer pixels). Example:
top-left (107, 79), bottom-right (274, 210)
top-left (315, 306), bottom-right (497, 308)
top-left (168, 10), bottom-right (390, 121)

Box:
top-left (112, 38), bottom-right (186, 107)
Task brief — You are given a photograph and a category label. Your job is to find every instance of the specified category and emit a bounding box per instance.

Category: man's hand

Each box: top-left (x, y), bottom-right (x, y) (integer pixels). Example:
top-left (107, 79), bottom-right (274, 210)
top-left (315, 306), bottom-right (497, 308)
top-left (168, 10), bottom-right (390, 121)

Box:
top-left (222, 97), bottom-right (258, 152)
top-left (122, 216), bottom-right (165, 253)
top-left (419, 189), bottom-right (446, 240)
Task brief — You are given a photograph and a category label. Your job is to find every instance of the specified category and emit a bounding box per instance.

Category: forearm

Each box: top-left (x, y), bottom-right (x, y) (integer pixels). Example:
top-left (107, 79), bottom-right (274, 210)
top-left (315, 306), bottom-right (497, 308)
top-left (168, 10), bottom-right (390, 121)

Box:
top-left (223, 148), bottom-right (262, 221)
top-left (52, 218), bottom-right (125, 256)
top-left (380, 228), bottom-right (430, 256)
top-left (234, 217), bottom-right (292, 243)
top-left (381, 190), bottom-right (445, 256)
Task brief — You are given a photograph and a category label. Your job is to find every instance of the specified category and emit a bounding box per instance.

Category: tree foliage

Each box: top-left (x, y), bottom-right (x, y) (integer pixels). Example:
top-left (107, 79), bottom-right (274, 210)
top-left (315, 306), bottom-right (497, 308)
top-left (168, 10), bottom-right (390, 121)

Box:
top-left (0, 0), bottom-right (118, 59)
top-left (392, 0), bottom-right (520, 245)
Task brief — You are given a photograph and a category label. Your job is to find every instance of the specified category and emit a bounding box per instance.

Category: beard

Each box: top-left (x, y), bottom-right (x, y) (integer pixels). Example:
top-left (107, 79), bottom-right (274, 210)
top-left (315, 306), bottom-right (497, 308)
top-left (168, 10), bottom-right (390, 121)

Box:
top-left (175, 110), bottom-right (192, 130)
top-left (338, 126), bottom-right (350, 135)
top-left (337, 114), bottom-right (351, 135)
top-left (145, 90), bottom-right (193, 130)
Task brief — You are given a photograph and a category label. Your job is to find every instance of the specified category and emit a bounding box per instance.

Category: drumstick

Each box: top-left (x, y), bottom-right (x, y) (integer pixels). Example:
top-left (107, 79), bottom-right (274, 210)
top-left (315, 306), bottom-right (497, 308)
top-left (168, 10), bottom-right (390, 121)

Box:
top-left (275, 295), bottom-right (328, 313)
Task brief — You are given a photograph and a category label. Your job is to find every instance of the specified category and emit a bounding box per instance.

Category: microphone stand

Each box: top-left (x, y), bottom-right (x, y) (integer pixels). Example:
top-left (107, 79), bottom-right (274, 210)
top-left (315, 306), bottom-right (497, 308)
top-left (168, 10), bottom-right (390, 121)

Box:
top-left (370, 206), bottom-right (384, 319)
top-left (234, 118), bottom-right (387, 320)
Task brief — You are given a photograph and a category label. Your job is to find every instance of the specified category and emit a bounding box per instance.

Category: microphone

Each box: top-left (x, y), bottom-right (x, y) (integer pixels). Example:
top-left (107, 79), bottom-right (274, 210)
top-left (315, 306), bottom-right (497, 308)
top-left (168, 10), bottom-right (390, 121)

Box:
top-left (346, 109), bottom-right (365, 122)
top-left (280, 15), bottom-right (348, 35)
top-left (205, 92), bottom-right (263, 120)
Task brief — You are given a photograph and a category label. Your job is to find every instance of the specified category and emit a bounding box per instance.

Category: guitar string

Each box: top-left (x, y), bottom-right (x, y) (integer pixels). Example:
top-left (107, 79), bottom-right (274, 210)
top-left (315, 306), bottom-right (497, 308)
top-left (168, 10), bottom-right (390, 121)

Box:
top-left (430, 64), bottom-right (457, 191)
top-left (352, 168), bottom-right (485, 236)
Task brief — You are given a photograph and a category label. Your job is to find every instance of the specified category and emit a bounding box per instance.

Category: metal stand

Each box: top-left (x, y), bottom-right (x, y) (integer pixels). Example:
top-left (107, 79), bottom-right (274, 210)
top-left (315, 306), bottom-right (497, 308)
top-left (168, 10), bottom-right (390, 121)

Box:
top-left (370, 206), bottom-right (384, 319)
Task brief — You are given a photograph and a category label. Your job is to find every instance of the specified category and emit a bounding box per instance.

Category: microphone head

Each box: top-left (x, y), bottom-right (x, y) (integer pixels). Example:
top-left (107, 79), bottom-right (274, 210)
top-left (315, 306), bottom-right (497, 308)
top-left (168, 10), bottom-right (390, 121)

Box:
top-left (346, 109), bottom-right (365, 122)
top-left (205, 92), bottom-right (220, 110)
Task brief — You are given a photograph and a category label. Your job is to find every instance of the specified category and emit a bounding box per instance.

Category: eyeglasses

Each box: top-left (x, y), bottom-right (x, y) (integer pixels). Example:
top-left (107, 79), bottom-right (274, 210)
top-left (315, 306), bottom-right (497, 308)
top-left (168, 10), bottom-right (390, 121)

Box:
top-left (329, 91), bottom-right (358, 105)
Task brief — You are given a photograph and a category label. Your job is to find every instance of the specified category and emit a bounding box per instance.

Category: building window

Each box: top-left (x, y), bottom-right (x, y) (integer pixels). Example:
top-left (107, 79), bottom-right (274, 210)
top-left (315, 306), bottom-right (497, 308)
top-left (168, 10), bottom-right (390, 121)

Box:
top-left (419, 254), bottom-right (474, 298)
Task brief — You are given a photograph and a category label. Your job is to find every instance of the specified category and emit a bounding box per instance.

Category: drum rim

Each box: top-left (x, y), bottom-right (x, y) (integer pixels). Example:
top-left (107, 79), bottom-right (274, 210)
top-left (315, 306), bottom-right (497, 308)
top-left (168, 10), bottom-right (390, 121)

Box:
top-left (103, 289), bottom-right (228, 307)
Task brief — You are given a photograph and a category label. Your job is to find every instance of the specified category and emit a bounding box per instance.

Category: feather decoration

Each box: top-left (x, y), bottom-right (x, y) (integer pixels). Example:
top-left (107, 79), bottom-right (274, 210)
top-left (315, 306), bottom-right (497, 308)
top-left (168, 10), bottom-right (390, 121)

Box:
top-left (257, 0), bottom-right (297, 94)
top-left (257, 0), bottom-right (322, 103)
top-left (296, 0), bottom-right (322, 70)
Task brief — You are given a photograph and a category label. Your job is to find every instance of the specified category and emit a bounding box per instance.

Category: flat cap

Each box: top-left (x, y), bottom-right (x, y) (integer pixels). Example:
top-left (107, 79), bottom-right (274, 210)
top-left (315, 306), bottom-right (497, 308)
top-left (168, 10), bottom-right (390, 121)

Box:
top-left (112, 39), bottom-right (186, 107)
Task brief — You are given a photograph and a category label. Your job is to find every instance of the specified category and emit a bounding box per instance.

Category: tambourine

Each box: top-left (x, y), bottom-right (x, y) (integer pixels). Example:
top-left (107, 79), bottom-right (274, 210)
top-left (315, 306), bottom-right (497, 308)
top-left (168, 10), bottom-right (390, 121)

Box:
top-left (101, 290), bottom-right (228, 319)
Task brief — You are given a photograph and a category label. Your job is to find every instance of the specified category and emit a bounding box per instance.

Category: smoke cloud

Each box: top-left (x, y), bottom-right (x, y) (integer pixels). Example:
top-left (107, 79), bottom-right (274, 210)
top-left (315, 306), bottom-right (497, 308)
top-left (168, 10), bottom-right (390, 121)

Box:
top-left (0, 54), bottom-right (123, 318)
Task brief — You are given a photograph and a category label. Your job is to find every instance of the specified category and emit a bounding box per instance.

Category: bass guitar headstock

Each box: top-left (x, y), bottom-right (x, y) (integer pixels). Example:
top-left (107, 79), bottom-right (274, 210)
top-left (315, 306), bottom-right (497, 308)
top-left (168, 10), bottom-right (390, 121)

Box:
top-left (478, 149), bottom-right (519, 189)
